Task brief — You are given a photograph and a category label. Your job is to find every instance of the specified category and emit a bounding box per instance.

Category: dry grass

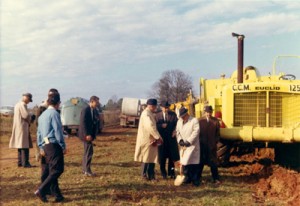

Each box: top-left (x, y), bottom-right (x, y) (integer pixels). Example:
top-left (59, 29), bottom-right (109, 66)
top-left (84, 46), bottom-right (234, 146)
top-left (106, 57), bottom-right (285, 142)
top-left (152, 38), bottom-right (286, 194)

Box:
top-left (0, 114), bottom-right (282, 206)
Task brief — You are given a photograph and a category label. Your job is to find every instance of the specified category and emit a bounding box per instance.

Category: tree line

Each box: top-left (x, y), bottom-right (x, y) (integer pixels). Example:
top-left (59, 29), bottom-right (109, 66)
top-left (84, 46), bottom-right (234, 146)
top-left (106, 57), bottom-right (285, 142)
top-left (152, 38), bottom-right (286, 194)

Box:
top-left (104, 69), bottom-right (193, 110)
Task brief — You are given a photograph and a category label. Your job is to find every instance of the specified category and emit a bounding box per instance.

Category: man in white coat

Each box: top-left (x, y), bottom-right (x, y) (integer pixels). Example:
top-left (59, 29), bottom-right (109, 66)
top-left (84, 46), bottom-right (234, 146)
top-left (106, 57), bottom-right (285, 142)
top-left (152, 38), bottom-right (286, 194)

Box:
top-left (9, 93), bottom-right (34, 168)
top-left (176, 107), bottom-right (200, 186)
top-left (134, 99), bottom-right (163, 181)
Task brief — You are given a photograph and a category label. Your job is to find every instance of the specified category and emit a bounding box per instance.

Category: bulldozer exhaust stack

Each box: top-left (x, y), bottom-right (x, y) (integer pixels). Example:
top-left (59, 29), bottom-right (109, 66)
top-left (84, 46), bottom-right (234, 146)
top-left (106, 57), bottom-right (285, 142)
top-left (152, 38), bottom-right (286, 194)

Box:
top-left (232, 32), bottom-right (245, 83)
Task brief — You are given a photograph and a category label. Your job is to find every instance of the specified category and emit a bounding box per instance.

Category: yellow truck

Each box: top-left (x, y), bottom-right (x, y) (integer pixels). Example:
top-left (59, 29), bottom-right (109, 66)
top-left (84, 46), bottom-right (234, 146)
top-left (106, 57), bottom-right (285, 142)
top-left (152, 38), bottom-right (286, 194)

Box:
top-left (179, 33), bottom-right (300, 169)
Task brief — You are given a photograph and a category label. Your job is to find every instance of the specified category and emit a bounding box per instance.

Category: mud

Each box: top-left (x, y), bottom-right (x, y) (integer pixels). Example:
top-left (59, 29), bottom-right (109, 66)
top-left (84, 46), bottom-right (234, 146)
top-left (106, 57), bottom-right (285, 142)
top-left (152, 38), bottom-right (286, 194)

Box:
top-left (229, 148), bottom-right (300, 205)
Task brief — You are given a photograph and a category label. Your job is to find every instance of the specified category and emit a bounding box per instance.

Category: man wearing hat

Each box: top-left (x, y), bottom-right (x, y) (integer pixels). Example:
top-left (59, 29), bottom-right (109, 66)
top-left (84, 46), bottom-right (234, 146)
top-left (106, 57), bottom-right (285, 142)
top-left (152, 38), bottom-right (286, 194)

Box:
top-left (9, 93), bottom-right (34, 168)
top-left (134, 98), bottom-right (163, 181)
top-left (199, 105), bottom-right (221, 184)
top-left (155, 100), bottom-right (179, 179)
top-left (176, 107), bottom-right (200, 186)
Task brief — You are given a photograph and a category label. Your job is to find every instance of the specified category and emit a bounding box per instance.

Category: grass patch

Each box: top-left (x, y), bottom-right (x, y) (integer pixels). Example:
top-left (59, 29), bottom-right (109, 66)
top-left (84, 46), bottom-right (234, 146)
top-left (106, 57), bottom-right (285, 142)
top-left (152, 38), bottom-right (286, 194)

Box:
top-left (0, 125), bottom-right (281, 206)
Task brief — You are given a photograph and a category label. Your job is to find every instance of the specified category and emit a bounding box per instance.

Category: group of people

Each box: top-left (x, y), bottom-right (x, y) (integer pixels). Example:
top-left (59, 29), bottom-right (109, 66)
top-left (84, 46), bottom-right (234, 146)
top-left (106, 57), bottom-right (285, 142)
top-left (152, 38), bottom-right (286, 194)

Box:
top-left (9, 92), bottom-right (221, 202)
top-left (134, 99), bottom-right (221, 187)
top-left (9, 90), bottom-right (100, 203)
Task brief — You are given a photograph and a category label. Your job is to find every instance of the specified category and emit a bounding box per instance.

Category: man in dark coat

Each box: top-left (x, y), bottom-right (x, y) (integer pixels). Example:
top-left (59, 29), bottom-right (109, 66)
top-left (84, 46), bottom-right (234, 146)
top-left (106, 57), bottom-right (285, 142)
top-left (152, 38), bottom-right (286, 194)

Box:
top-left (78, 96), bottom-right (100, 176)
top-left (199, 105), bottom-right (221, 184)
top-left (155, 100), bottom-right (179, 179)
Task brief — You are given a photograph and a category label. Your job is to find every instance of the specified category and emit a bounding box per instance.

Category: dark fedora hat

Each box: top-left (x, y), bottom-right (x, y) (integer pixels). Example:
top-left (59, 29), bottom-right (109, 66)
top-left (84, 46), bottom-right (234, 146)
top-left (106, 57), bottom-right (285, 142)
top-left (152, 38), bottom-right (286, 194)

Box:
top-left (179, 107), bottom-right (188, 117)
top-left (204, 105), bottom-right (213, 113)
top-left (23, 93), bottom-right (33, 102)
top-left (160, 100), bottom-right (170, 108)
top-left (146, 98), bottom-right (157, 106)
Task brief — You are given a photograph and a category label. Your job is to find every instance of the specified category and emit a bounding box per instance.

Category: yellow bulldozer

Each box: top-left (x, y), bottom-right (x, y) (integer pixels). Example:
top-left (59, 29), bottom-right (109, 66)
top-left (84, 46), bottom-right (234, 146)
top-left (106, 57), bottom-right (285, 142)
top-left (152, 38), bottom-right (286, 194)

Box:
top-left (174, 33), bottom-right (300, 169)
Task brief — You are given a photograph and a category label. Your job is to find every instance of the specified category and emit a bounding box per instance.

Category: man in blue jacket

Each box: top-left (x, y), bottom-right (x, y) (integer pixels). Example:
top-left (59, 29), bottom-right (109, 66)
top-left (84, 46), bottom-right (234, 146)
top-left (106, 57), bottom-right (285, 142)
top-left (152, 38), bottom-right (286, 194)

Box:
top-left (35, 92), bottom-right (66, 203)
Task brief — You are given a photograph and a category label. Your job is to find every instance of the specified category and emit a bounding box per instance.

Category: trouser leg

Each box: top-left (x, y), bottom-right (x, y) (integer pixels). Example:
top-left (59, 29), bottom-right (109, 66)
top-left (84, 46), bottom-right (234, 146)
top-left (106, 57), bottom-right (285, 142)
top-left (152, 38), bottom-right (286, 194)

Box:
top-left (50, 179), bottom-right (63, 198)
top-left (17, 149), bottom-right (22, 166)
top-left (167, 158), bottom-right (175, 176)
top-left (183, 165), bottom-right (191, 183)
top-left (41, 157), bottom-right (51, 195)
top-left (159, 156), bottom-right (167, 177)
top-left (24, 148), bottom-right (30, 165)
top-left (147, 163), bottom-right (155, 180)
top-left (41, 156), bottom-right (49, 182)
top-left (210, 162), bottom-right (220, 181)
top-left (141, 163), bottom-right (148, 178)
top-left (190, 164), bottom-right (200, 185)
top-left (184, 164), bottom-right (200, 185)
top-left (198, 162), bottom-right (205, 180)
top-left (39, 144), bottom-right (64, 196)
top-left (83, 141), bottom-right (94, 173)
top-left (20, 148), bottom-right (29, 166)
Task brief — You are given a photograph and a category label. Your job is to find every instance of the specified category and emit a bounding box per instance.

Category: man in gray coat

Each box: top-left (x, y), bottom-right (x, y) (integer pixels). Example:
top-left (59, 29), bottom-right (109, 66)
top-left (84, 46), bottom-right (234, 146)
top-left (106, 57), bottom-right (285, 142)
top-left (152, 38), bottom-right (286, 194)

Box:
top-left (9, 93), bottom-right (34, 168)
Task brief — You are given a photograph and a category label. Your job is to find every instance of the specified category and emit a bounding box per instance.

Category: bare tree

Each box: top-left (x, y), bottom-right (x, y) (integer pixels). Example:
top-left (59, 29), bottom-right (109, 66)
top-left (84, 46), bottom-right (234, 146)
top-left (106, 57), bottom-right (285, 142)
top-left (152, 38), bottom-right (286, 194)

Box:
top-left (148, 70), bottom-right (193, 103)
top-left (105, 95), bottom-right (121, 110)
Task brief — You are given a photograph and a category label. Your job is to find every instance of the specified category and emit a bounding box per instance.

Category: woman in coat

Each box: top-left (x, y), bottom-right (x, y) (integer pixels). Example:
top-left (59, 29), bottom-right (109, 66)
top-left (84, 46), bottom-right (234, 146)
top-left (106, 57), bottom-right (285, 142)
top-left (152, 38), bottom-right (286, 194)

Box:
top-left (176, 107), bottom-right (200, 186)
top-left (134, 99), bottom-right (163, 181)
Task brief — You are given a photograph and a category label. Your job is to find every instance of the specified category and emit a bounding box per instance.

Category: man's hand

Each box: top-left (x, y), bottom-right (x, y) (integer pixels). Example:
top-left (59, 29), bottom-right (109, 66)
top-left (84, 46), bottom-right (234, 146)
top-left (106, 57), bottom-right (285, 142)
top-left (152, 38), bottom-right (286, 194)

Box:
top-left (172, 130), bottom-right (176, 138)
top-left (86, 135), bottom-right (92, 141)
top-left (179, 139), bottom-right (185, 147)
top-left (40, 149), bottom-right (45, 157)
top-left (162, 123), bottom-right (167, 128)
top-left (184, 141), bottom-right (191, 147)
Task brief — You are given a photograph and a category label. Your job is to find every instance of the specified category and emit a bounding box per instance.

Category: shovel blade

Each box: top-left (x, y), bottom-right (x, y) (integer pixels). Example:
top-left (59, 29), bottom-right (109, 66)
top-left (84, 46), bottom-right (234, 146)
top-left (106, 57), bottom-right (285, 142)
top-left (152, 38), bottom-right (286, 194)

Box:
top-left (174, 175), bottom-right (185, 186)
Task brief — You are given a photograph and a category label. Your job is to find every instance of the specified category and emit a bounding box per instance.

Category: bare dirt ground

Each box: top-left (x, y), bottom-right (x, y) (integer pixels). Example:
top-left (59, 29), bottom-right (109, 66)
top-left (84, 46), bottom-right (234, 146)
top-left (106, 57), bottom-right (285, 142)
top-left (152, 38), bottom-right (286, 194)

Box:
top-left (228, 150), bottom-right (300, 205)
top-left (1, 126), bottom-right (299, 205)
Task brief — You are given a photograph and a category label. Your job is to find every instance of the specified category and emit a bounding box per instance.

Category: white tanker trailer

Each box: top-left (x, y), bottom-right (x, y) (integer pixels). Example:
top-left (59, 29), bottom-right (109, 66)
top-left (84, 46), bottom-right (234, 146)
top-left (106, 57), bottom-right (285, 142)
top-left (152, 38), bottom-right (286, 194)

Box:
top-left (120, 97), bottom-right (147, 127)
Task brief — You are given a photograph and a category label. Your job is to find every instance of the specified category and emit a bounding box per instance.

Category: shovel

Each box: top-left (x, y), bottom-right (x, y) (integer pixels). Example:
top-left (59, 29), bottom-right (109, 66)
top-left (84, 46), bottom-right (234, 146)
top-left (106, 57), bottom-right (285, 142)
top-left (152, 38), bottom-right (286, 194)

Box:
top-left (174, 147), bottom-right (186, 186)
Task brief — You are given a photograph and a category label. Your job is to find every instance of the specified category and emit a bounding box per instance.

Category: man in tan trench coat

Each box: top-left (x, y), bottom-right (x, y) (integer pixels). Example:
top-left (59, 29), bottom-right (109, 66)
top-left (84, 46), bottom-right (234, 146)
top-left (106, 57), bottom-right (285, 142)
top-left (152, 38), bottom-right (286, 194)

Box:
top-left (134, 98), bottom-right (163, 181)
top-left (9, 93), bottom-right (34, 168)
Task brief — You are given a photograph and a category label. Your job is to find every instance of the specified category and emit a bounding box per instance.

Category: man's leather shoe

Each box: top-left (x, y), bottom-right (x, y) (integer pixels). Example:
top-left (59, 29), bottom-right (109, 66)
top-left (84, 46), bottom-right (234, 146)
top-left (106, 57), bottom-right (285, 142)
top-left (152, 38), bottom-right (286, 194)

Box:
top-left (23, 163), bottom-right (32, 168)
top-left (84, 172), bottom-right (96, 177)
top-left (34, 189), bottom-right (48, 202)
top-left (55, 195), bottom-right (65, 202)
top-left (182, 177), bottom-right (191, 184)
top-left (193, 180), bottom-right (200, 187)
top-left (213, 179), bottom-right (222, 185)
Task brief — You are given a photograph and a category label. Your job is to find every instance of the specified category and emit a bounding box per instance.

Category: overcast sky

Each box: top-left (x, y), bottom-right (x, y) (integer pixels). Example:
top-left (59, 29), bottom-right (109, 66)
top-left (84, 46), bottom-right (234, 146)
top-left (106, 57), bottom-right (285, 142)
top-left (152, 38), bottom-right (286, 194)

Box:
top-left (1, 0), bottom-right (300, 107)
